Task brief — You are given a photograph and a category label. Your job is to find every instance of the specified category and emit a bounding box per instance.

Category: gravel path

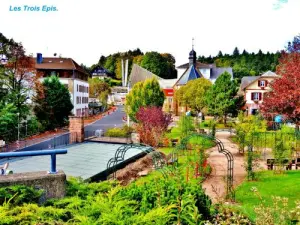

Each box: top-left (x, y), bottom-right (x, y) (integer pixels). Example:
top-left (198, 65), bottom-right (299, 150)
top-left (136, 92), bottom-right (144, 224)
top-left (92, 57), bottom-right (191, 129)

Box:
top-left (202, 131), bottom-right (247, 203)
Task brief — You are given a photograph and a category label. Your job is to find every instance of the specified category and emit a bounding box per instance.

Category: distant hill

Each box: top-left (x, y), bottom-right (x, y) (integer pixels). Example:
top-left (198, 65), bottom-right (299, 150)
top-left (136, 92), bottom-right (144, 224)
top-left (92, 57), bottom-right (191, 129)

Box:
top-left (89, 49), bottom-right (177, 80)
top-left (197, 48), bottom-right (281, 83)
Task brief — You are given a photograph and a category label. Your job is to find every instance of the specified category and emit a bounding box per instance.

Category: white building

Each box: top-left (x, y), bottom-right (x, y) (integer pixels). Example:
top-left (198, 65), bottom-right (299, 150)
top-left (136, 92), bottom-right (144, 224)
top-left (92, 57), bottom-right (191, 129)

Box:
top-left (239, 71), bottom-right (279, 115)
top-left (35, 53), bottom-right (89, 116)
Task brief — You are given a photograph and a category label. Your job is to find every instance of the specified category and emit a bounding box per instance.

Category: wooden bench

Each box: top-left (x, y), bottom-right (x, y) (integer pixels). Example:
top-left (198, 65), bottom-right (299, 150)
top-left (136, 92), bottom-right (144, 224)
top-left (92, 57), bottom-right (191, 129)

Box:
top-left (267, 158), bottom-right (293, 170)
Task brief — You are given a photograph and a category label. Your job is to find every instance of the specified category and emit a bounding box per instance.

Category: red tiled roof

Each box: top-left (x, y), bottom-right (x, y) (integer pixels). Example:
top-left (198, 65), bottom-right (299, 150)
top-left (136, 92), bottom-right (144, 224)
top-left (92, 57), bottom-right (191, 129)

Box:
top-left (35, 57), bottom-right (87, 74)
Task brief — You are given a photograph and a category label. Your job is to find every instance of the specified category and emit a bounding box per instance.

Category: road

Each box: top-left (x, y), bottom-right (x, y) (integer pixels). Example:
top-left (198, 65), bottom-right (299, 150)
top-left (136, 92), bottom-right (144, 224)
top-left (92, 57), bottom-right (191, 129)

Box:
top-left (85, 105), bottom-right (126, 133)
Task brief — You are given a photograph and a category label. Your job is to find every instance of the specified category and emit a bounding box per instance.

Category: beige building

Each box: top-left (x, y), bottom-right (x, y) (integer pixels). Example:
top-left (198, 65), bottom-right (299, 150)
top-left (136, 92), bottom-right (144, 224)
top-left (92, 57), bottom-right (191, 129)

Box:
top-left (239, 71), bottom-right (279, 115)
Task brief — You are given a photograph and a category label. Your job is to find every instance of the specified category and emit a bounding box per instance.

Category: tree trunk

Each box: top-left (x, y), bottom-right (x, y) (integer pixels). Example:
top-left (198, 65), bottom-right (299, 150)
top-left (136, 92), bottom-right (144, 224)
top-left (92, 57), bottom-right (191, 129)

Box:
top-left (224, 114), bottom-right (227, 125)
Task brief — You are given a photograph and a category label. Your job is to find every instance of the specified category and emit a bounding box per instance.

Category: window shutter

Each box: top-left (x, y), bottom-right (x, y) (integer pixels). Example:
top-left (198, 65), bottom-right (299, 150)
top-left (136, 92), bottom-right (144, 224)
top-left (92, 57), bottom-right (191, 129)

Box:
top-left (258, 80), bottom-right (260, 87)
top-left (251, 93), bottom-right (254, 100)
top-left (259, 93), bottom-right (262, 100)
top-left (265, 80), bottom-right (268, 87)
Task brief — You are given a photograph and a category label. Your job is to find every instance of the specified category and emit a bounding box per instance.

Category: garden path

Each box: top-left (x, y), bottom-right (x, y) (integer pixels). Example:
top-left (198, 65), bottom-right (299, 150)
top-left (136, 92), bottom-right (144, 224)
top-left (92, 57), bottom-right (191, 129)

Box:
top-left (202, 131), bottom-right (246, 203)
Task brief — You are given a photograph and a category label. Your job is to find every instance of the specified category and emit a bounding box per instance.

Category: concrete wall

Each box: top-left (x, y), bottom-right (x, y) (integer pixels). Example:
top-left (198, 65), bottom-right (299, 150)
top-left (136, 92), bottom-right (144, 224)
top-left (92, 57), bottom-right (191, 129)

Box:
top-left (0, 171), bottom-right (66, 200)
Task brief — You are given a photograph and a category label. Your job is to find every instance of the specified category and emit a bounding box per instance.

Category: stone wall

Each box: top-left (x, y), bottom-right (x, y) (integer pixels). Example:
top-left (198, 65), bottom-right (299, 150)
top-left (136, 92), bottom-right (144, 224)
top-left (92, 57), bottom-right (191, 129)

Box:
top-left (0, 170), bottom-right (66, 200)
top-left (69, 116), bottom-right (84, 143)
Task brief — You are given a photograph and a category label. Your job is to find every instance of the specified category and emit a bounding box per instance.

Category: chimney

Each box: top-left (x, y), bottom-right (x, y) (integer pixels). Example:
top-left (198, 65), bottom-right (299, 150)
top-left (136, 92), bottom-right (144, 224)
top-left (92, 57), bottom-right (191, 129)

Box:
top-left (36, 53), bottom-right (43, 64)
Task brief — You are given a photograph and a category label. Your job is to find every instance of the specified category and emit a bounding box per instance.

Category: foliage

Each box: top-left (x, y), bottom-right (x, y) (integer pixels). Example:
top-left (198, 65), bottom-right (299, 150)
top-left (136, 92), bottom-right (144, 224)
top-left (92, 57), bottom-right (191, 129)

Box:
top-left (178, 115), bottom-right (195, 139)
top-left (209, 120), bottom-right (217, 138)
top-left (33, 75), bottom-right (73, 130)
top-left (105, 125), bottom-right (133, 138)
top-left (0, 176), bottom-right (212, 225)
top-left (261, 34), bottom-right (300, 128)
top-left (139, 52), bottom-right (177, 79)
top-left (205, 72), bottom-right (241, 124)
top-left (175, 78), bottom-right (212, 114)
top-left (119, 175), bottom-right (212, 224)
top-left (88, 77), bottom-right (111, 108)
top-left (90, 49), bottom-right (177, 80)
top-left (0, 33), bottom-right (36, 142)
top-left (254, 195), bottom-right (300, 225)
top-left (126, 78), bottom-right (165, 122)
top-left (135, 106), bottom-right (172, 147)
top-left (198, 47), bottom-right (280, 82)
top-left (0, 185), bottom-right (43, 206)
top-left (235, 170), bottom-right (300, 221)
top-left (206, 206), bottom-right (252, 225)
top-left (234, 112), bottom-right (267, 179)
top-left (0, 103), bottom-right (16, 141)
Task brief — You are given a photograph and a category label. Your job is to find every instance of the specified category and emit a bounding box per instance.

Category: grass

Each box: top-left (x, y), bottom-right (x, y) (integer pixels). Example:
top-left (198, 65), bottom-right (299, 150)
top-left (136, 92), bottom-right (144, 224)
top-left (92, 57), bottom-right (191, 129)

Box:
top-left (235, 170), bottom-right (300, 221)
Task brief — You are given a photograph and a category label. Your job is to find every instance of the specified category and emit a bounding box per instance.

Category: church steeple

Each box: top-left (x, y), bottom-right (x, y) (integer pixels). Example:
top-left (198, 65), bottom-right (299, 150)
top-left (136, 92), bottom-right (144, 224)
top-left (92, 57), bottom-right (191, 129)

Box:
top-left (189, 38), bottom-right (197, 66)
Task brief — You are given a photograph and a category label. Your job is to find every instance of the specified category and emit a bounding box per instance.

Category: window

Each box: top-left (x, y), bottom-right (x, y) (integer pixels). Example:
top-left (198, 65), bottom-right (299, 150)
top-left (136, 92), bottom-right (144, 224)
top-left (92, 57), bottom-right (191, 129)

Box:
top-left (258, 80), bottom-right (267, 87)
top-left (251, 92), bottom-right (262, 101)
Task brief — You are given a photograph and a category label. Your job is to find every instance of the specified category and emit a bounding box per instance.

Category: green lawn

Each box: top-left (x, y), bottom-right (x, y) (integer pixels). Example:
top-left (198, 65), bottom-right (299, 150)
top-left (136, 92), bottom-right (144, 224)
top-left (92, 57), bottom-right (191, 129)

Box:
top-left (235, 170), bottom-right (300, 220)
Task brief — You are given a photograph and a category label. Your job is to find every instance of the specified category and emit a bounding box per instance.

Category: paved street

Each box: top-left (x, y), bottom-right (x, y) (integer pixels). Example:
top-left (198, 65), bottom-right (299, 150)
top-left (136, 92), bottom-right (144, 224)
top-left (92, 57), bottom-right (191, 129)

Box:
top-left (85, 105), bottom-right (126, 133)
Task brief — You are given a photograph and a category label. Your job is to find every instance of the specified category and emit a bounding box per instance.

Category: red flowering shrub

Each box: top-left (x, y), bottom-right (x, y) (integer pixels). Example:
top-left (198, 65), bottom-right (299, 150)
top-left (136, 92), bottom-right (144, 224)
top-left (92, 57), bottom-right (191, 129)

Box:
top-left (135, 106), bottom-right (172, 147)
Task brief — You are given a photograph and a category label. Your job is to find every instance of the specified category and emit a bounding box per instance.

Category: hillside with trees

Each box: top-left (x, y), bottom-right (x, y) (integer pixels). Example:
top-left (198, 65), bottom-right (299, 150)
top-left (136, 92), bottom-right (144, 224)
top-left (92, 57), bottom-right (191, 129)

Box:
top-left (90, 49), bottom-right (177, 80)
top-left (198, 47), bottom-right (281, 82)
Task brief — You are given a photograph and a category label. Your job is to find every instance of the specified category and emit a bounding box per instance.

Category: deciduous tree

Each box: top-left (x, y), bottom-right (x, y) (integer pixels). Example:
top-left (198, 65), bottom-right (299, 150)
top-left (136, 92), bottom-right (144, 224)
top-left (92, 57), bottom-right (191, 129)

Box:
top-left (261, 34), bottom-right (300, 129)
top-left (175, 78), bottom-right (212, 114)
top-left (126, 78), bottom-right (165, 122)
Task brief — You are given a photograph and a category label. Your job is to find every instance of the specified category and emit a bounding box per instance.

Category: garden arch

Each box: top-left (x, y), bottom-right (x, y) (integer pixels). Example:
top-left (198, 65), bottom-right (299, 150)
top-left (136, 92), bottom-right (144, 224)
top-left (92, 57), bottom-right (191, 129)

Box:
top-left (106, 143), bottom-right (165, 179)
top-left (175, 133), bottom-right (234, 198)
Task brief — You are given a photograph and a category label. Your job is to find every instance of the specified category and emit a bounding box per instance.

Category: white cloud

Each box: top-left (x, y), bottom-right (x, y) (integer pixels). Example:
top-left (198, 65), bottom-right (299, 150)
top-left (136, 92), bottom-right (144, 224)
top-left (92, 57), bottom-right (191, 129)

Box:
top-left (1, 0), bottom-right (299, 67)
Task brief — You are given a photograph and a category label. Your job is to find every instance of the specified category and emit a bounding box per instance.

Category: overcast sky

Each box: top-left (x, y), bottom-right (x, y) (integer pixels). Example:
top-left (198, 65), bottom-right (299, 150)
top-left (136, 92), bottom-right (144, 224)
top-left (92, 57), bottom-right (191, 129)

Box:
top-left (1, 0), bottom-right (299, 67)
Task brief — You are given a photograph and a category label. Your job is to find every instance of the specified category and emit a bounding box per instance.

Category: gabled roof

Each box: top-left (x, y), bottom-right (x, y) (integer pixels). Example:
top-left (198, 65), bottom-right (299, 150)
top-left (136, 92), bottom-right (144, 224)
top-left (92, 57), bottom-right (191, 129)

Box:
top-left (129, 64), bottom-right (161, 87)
top-left (239, 70), bottom-right (279, 93)
top-left (35, 57), bottom-right (87, 74)
top-left (174, 65), bottom-right (202, 86)
top-left (261, 70), bottom-right (279, 77)
top-left (240, 76), bottom-right (260, 91)
top-left (177, 62), bottom-right (216, 69)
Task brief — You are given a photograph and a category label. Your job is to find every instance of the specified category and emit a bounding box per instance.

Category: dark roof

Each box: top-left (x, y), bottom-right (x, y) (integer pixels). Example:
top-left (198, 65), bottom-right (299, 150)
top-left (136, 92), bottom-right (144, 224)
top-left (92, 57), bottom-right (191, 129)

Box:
top-left (174, 65), bottom-right (202, 86)
top-left (177, 61), bottom-right (216, 69)
top-left (129, 64), bottom-right (161, 87)
top-left (211, 67), bottom-right (233, 80)
top-left (35, 57), bottom-right (87, 74)
top-left (91, 66), bottom-right (112, 76)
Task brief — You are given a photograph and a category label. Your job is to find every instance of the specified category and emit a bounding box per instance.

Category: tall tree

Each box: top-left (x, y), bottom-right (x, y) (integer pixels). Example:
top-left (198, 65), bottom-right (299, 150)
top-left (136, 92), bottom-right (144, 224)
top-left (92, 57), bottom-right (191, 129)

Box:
top-left (233, 47), bottom-right (240, 57)
top-left (34, 76), bottom-right (73, 130)
top-left (0, 33), bottom-right (35, 118)
top-left (126, 78), bottom-right (165, 122)
top-left (261, 34), bottom-right (300, 129)
top-left (175, 78), bottom-right (212, 114)
top-left (205, 72), bottom-right (239, 124)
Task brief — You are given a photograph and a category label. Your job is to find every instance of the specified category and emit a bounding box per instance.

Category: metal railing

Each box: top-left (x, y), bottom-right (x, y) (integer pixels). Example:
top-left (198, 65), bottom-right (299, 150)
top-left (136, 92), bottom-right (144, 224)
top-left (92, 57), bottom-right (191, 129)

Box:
top-left (0, 149), bottom-right (67, 174)
top-left (0, 133), bottom-right (78, 152)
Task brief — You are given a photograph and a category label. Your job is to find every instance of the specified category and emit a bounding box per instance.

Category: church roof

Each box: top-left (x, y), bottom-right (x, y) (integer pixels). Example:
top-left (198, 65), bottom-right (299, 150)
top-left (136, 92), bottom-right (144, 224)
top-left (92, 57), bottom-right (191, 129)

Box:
top-left (177, 61), bottom-right (215, 69)
top-left (174, 64), bottom-right (202, 86)
top-left (129, 64), bottom-right (162, 87)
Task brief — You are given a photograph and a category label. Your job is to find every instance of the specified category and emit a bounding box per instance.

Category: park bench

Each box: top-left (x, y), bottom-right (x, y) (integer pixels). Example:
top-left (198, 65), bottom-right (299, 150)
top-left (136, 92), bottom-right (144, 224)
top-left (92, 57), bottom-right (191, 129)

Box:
top-left (267, 158), bottom-right (293, 170)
